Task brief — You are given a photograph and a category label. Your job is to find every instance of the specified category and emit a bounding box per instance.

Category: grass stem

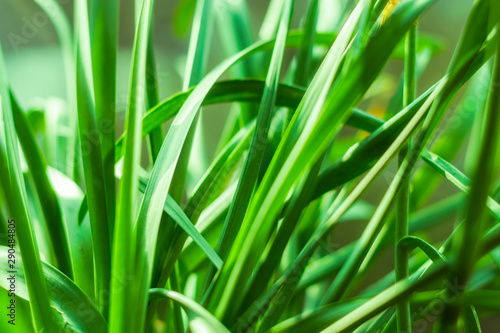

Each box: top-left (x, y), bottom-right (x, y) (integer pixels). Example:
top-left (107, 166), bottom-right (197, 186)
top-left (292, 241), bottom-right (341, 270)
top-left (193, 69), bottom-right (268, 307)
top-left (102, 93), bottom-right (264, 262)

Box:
top-left (396, 21), bottom-right (417, 333)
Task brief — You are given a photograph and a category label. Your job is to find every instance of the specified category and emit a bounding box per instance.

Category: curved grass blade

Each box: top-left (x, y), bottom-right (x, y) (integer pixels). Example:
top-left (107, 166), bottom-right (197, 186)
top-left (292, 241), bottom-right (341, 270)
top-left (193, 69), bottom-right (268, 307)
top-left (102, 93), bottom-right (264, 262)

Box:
top-left (47, 167), bottom-right (95, 302)
top-left (115, 27), bottom-right (443, 158)
top-left (115, 75), bottom-right (497, 278)
top-left (184, 122), bottom-right (254, 223)
top-left (136, 174), bottom-right (222, 269)
top-left (321, 262), bottom-right (448, 333)
top-left (463, 305), bottom-right (482, 333)
top-left (213, 5), bottom-right (368, 319)
top-left (149, 288), bottom-right (230, 333)
top-left (0, 246), bottom-right (106, 333)
top-left (260, 116), bottom-right (429, 329)
top-left (249, 78), bottom-right (446, 326)
top-left (320, 81), bottom-right (446, 305)
top-left (398, 236), bottom-right (446, 262)
top-left (137, 20), bottom-right (336, 332)
top-left (149, 6), bottom-right (215, 321)
top-left (313, 26), bottom-right (498, 200)
top-left (209, 0), bottom-right (427, 323)
top-left (10, 93), bottom-right (73, 278)
top-left (442, 13), bottom-right (500, 330)
top-left (422, 151), bottom-right (500, 220)
top-left (134, 5), bottom-right (342, 319)
top-left (209, 0), bottom-right (295, 305)
top-left (296, 193), bottom-right (460, 294)
top-left (113, 30), bottom-right (346, 159)
top-left (115, 80), bottom-right (383, 159)
top-left (411, 64), bottom-right (492, 208)
top-left (0, 42), bottom-right (60, 333)
top-left (401, 0), bottom-right (500, 224)
top-left (268, 298), bottom-right (367, 333)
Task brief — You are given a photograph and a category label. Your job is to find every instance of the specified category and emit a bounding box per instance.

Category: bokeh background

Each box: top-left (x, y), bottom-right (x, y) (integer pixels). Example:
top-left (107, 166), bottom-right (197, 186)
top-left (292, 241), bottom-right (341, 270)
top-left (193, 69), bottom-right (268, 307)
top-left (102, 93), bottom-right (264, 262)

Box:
top-left (3, 0), bottom-right (499, 331)
top-left (0, 0), bottom-right (472, 151)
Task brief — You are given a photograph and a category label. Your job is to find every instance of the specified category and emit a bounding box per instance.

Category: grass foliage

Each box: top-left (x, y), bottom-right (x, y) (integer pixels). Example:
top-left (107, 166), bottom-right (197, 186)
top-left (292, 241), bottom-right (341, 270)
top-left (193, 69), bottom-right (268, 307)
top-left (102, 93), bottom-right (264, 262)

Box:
top-left (1, 0), bottom-right (500, 332)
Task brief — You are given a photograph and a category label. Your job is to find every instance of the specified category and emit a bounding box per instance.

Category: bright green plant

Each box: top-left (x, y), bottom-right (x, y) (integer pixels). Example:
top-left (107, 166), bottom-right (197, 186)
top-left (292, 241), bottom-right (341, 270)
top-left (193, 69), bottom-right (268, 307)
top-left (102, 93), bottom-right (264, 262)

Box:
top-left (1, 0), bottom-right (500, 332)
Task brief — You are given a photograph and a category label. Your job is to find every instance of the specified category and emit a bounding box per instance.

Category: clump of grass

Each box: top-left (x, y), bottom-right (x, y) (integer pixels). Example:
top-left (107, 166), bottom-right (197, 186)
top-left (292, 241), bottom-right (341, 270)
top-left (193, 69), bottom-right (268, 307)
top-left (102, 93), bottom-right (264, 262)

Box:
top-left (0, 0), bottom-right (500, 332)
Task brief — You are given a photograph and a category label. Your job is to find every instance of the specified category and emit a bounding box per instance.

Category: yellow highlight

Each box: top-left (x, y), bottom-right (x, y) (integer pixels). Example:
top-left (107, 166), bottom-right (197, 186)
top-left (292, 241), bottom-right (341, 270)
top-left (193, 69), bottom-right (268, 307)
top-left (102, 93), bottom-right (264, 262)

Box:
top-left (381, 0), bottom-right (399, 25)
top-left (381, 0), bottom-right (418, 27)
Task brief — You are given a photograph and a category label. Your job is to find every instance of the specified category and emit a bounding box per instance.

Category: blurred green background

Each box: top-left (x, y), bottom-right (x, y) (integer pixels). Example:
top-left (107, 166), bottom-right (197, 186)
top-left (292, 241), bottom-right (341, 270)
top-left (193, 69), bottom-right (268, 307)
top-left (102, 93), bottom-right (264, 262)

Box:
top-left (0, 0), bottom-right (473, 193)
top-left (4, 0), bottom-right (500, 330)
top-left (0, 0), bottom-right (472, 152)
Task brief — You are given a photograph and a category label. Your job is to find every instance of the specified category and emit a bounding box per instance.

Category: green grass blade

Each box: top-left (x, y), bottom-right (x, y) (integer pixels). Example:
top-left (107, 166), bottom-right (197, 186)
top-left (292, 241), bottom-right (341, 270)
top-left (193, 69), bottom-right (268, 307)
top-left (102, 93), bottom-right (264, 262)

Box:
top-left (244, 80), bottom-right (444, 329)
top-left (149, 288), bottom-right (230, 332)
top-left (0, 42), bottom-right (60, 333)
top-left (214, 0), bottom-right (260, 130)
top-left (293, 0), bottom-right (318, 87)
top-left (209, 0), bottom-right (295, 305)
top-left (269, 298), bottom-right (367, 333)
top-left (313, 40), bottom-right (494, 200)
top-left (176, 0), bottom-right (214, 195)
top-left (240, 157), bottom-right (325, 323)
top-left (411, 64), bottom-right (492, 208)
top-left (297, 194), bottom-right (462, 293)
top-left (422, 151), bottom-right (500, 220)
top-left (109, 0), bottom-right (154, 331)
top-left (318, 79), bottom-right (446, 304)
top-left (74, 0), bottom-right (111, 316)
top-left (47, 167), bottom-right (95, 302)
top-left (113, 29), bottom-right (361, 158)
top-left (463, 305), bottom-right (482, 333)
top-left (395, 9), bottom-right (417, 332)
top-left (10, 93), bottom-right (73, 278)
top-left (321, 262), bottom-right (448, 333)
top-left (136, 174), bottom-right (222, 269)
top-left (184, 122), bottom-right (254, 223)
top-left (441, 13), bottom-right (500, 331)
top-left (0, 246), bottom-right (106, 333)
top-left (259, 0), bottom-right (285, 40)
top-left (404, 0), bottom-right (500, 190)
top-left (33, 0), bottom-right (77, 178)
top-left (183, 0), bottom-right (213, 89)
top-left (115, 79), bottom-right (383, 158)
top-left (163, 196), bottom-right (223, 269)
top-left (455, 27), bottom-right (500, 277)
top-left (90, 0), bottom-right (119, 235)
top-left (145, 27), bottom-right (164, 163)
top-left (207, 0), bottom-right (416, 322)
top-left (398, 236), bottom-right (446, 262)
top-left (134, 7), bottom-right (331, 306)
